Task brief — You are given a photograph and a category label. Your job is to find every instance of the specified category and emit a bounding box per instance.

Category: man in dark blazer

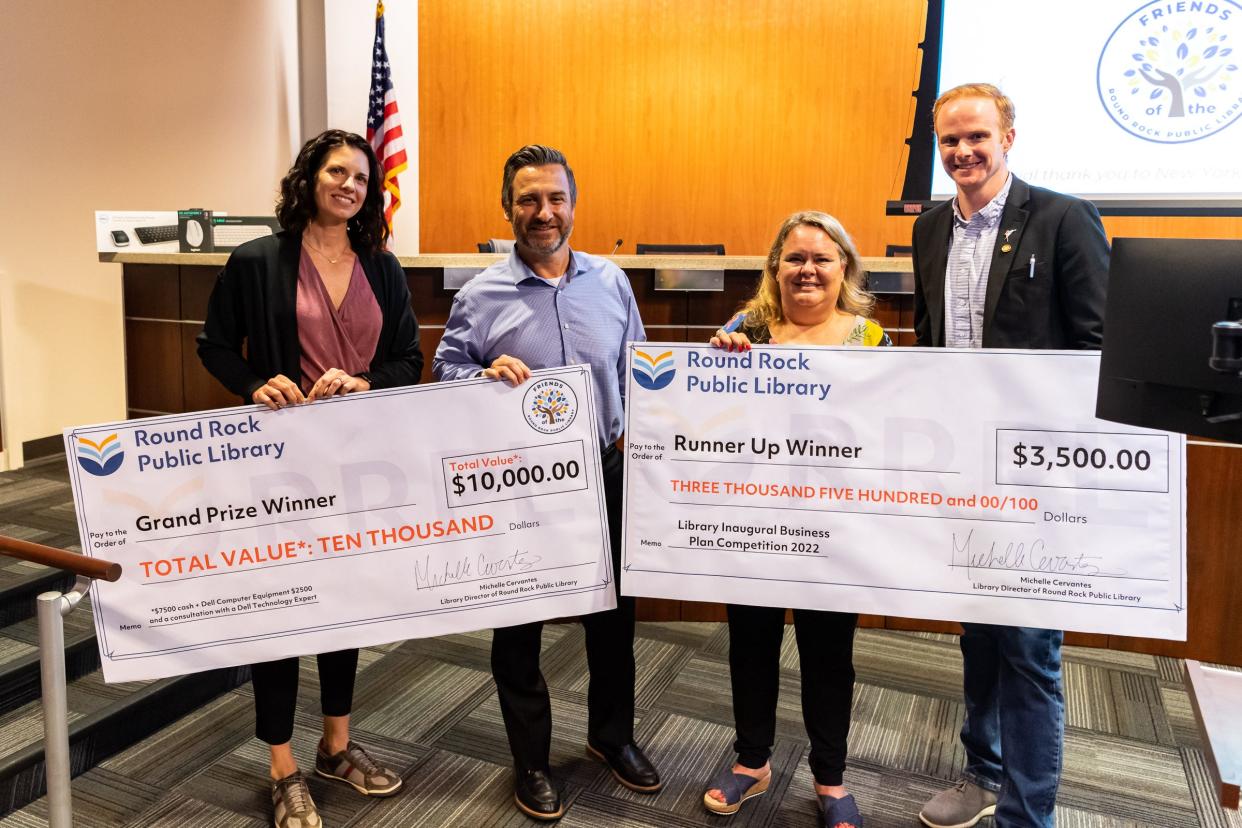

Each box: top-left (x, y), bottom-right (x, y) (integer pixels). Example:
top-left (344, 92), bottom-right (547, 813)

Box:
top-left (912, 84), bottom-right (1109, 828)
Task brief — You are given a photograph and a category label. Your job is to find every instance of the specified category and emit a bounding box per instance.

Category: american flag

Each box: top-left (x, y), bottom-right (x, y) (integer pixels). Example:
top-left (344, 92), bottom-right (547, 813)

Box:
top-left (366, 1), bottom-right (408, 237)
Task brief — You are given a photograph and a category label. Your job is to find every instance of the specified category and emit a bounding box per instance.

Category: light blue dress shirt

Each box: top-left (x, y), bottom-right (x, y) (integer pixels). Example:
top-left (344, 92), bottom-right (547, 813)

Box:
top-left (944, 174), bottom-right (1013, 348)
top-left (433, 249), bottom-right (646, 447)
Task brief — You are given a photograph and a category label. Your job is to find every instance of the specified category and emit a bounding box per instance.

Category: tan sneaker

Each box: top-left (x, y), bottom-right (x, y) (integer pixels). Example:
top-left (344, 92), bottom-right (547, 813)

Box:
top-left (272, 770), bottom-right (321, 828)
top-left (919, 778), bottom-right (998, 828)
top-left (314, 739), bottom-right (403, 797)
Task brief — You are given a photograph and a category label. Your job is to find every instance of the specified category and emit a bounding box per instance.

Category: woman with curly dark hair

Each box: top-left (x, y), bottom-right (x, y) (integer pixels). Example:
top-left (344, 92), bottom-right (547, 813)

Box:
top-left (197, 129), bottom-right (421, 828)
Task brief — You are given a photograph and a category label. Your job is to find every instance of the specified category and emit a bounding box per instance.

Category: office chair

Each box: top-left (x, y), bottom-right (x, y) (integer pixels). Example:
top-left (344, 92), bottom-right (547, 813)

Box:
top-left (477, 239), bottom-right (516, 253)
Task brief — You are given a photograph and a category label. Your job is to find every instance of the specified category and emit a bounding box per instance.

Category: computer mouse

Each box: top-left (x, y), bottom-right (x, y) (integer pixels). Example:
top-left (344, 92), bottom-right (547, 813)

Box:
top-left (111, 229), bottom-right (130, 247)
top-left (185, 219), bottom-right (204, 247)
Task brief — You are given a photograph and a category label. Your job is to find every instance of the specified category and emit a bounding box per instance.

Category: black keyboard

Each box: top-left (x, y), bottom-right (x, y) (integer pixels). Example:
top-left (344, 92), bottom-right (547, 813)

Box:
top-left (134, 224), bottom-right (178, 244)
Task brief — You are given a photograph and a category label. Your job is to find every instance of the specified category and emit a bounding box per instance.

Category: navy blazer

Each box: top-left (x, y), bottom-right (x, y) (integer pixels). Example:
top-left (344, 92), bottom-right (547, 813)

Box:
top-left (196, 230), bottom-right (423, 402)
top-left (912, 176), bottom-right (1109, 350)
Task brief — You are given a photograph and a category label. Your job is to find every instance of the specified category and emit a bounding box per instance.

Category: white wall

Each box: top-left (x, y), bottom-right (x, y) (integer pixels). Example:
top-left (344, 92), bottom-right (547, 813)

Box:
top-left (0, 1), bottom-right (418, 469)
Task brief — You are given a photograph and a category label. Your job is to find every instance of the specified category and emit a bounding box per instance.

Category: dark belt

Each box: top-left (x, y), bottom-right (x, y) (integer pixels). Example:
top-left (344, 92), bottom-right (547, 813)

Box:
top-left (601, 442), bottom-right (619, 459)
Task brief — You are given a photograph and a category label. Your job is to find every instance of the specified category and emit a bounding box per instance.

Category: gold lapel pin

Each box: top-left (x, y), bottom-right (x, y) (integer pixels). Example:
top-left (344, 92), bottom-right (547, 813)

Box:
top-left (1000, 243), bottom-right (1013, 253)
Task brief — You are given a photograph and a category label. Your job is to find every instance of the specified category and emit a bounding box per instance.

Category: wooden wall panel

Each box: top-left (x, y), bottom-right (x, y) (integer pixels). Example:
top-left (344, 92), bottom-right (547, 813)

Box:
top-left (406, 268), bottom-right (466, 385)
top-left (420, 2), bottom-right (1242, 258)
top-left (180, 267), bottom-right (217, 323)
top-left (1102, 216), bottom-right (1242, 242)
top-left (1109, 444), bottom-right (1242, 662)
top-left (405, 269), bottom-right (456, 326)
top-left (419, 0), bottom-right (929, 257)
top-left (124, 320), bottom-right (182, 414)
top-left (123, 265), bottom-right (180, 319)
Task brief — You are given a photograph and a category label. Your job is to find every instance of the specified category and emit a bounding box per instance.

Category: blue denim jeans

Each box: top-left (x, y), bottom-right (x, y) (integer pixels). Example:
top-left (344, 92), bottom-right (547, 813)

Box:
top-left (959, 623), bottom-right (1064, 828)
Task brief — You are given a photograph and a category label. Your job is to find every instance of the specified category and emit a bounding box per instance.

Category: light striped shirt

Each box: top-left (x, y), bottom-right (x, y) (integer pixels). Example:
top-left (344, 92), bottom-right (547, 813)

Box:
top-left (433, 248), bottom-right (645, 447)
top-left (944, 175), bottom-right (1013, 348)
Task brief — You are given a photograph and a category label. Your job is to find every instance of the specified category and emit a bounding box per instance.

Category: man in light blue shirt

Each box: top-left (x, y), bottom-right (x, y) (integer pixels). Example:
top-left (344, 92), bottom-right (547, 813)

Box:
top-left (434, 145), bottom-right (657, 821)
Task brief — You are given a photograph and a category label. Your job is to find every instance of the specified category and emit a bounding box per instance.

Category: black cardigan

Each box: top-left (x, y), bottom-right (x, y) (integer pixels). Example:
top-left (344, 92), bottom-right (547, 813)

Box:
top-left (196, 231), bottom-right (423, 402)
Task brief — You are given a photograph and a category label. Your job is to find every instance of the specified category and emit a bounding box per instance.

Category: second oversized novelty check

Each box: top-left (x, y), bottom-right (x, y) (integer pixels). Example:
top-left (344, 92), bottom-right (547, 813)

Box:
top-left (621, 345), bottom-right (1187, 640)
top-left (66, 367), bottom-right (614, 682)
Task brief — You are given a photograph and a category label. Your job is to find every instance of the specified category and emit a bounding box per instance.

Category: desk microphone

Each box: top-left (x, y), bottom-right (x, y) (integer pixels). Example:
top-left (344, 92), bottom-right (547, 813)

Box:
top-left (610, 239), bottom-right (623, 255)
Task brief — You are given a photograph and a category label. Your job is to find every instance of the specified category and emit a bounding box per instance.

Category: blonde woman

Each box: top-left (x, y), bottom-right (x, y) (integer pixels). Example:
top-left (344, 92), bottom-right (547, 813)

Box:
top-left (704, 212), bottom-right (888, 828)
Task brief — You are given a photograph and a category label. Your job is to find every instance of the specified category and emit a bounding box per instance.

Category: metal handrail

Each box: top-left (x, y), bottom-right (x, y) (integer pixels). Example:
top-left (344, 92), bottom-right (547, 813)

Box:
top-left (0, 535), bottom-right (120, 827)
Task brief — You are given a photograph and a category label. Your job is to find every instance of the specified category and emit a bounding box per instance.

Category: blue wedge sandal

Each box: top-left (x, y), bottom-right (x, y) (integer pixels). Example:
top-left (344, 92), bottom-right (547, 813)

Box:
top-left (702, 767), bottom-right (770, 815)
top-left (818, 792), bottom-right (864, 828)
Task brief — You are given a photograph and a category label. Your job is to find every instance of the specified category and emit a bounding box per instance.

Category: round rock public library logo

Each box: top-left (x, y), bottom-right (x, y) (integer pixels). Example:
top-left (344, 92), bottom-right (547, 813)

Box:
top-left (1097, 0), bottom-right (1241, 143)
top-left (76, 434), bottom-right (124, 476)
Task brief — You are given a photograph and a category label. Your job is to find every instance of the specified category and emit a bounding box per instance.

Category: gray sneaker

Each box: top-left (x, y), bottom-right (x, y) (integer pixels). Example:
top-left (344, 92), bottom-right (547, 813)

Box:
top-left (919, 778), bottom-right (998, 828)
top-left (314, 739), bottom-right (403, 797)
top-left (272, 770), bottom-right (322, 828)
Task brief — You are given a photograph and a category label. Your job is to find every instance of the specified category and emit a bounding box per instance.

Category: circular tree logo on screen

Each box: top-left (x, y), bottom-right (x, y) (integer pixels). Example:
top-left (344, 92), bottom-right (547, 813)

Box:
top-left (1097, 1), bottom-right (1241, 143)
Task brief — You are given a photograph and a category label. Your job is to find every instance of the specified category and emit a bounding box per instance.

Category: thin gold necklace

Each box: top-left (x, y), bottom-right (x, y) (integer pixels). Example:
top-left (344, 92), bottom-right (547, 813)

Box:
top-left (303, 238), bottom-right (351, 265)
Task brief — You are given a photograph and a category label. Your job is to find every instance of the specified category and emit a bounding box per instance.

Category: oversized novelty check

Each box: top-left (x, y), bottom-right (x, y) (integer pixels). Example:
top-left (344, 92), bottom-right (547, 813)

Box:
top-left (622, 345), bottom-right (1187, 640)
top-left (66, 367), bottom-right (614, 682)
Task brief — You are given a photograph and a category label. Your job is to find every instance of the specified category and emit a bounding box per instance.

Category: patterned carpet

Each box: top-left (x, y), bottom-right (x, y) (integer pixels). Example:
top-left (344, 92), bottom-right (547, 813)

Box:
top-left (0, 621), bottom-right (1237, 827)
top-left (1, 456), bottom-right (1239, 827)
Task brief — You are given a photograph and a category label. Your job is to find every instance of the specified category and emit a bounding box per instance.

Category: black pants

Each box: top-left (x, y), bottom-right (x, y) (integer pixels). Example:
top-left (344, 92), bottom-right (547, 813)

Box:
top-left (252, 648), bottom-right (359, 745)
top-left (727, 603), bottom-right (857, 786)
top-left (491, 445), bottom-right (635, 772)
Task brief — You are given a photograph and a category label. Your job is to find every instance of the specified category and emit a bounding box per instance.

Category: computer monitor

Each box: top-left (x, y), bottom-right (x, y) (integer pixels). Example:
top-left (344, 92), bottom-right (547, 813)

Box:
top-left (1096, 238), bottom-right (1242, 441)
